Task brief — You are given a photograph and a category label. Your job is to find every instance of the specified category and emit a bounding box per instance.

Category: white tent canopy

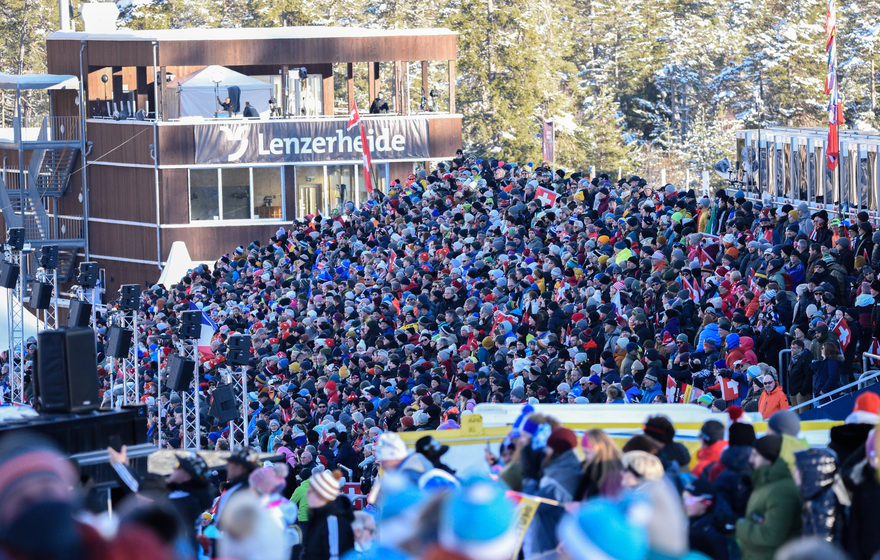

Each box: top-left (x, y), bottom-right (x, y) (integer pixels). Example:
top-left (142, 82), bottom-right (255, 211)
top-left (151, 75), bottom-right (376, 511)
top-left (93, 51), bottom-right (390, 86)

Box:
top-left (0, 73), bottom-right (78, 91)
top-left (166, 65), bottom-right (272, 119)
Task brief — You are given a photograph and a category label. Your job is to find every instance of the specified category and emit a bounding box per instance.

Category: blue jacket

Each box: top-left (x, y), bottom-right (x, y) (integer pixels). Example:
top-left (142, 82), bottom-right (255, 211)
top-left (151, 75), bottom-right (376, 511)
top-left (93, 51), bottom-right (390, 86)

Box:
top-left (698, 323), bottom-right (722, 350)
top-left (811, 357), bottom-right (841, 397)
top-left (642, 384), bottom-right (664, 404)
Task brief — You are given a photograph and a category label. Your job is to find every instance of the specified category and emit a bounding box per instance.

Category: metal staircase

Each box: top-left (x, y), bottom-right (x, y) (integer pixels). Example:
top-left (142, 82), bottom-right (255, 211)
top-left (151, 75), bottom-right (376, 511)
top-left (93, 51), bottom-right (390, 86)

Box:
top-left (0, 116), bottom-right (84, 284)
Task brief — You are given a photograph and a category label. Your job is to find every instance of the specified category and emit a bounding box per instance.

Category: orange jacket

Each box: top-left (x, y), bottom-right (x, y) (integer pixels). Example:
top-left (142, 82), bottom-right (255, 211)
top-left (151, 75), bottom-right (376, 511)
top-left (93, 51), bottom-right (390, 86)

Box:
top-left (692, 440), bottom-right (728, 478)
top-left (758, 385), bottom-right (790, 419)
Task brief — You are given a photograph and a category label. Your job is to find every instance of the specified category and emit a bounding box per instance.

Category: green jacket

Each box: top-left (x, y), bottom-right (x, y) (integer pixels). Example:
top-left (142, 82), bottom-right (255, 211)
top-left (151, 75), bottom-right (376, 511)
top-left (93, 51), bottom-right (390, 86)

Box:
top-left (291, 479), bottom-right (310, 522)
top-left (735, 457), bottom-right (803, 560)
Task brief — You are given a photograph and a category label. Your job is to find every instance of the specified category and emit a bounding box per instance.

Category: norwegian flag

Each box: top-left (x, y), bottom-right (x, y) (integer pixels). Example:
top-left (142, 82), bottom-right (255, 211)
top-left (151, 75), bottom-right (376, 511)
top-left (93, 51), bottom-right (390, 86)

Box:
top-left (696, 247), bottom-right (715, 266)
top-left (682, 277), bottom-right (704, 301)
top-left (833, 318), bottom-right (851, 352)
top-left (534, 186), bottom-right (558, 208)
top-left (666, 377), bottom-right (678, 402)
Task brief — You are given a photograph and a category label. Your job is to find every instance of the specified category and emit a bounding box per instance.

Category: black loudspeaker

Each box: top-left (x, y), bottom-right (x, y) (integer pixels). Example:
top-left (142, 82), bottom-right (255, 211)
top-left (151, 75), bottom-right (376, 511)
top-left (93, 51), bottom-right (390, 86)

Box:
top-left (179, 310), bottom-right (201, 339)
top-left (106, 326), bottom-right (133, 358)
top-left (0, 262), bottom-right (19, 289)
top-left (36, 327), bottom-right (100, 413)
top-left (67, 298), bottom-right (92, 327)
top-left (78, 262), bottom-right (98, 288)
top-left (227, 348), bottom-right (249, 365)
top-left (6, 228), bottom-right (24, 251)
top-left (119, 284), bottom-right (140, 310)
top-left (31, 282), bottom-right (53, 309)
top-left (209, 384), bottom-right (239, 422)
top-left (166, 354), bottom-right (195, 391)
top-left (40, 245), bottom-right (59, 269)
top-left (228, 334), bottom-right (251, 350)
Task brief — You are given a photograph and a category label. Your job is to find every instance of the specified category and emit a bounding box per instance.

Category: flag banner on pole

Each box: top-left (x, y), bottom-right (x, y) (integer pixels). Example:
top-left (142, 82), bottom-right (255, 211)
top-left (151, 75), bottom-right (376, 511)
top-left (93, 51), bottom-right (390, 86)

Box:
top-left (666, 377), bottom-right (678, 402)
top-left (534, 186), bottom-right (559, 208)
top-left (721, 376), bottom-right (739, 401)
top-left (505, 491), bottom-right (554, 560)
top-left (833, 318), bottom-right (851, 352)
top-left (359, 124), bottom-right (373, 193)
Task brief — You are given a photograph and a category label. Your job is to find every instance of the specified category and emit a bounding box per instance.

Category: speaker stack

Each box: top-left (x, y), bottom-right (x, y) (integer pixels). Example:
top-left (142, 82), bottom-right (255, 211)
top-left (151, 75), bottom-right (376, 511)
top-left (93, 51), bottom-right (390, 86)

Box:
top-left (30, 281), bottom-right (53, 309)
top-left (179, 310), bottom-right (202, 339)
top-left (40, 245), bottom-right (59, 270)
top-left (227, 334), bottom-right (251, 365)
top-left (36, 327), bottom-right (100, 413)
top-left (78, 262), bottom-right (98, 289)
top-left (119, 284), bottom-right (140, 310)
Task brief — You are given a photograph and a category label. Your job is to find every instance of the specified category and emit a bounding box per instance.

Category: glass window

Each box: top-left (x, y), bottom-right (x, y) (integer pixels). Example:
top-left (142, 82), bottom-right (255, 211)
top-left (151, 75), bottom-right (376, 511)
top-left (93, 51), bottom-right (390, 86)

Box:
top-left (327, 165), bottom-right (355, 213)
top-left (253, 167), bottom-right (283, 219)
top-left (189, 167), bottom-right (284, 222)
top-left (190, 169), bottom-right (219, 221)
top-left (222, 168), bottom-right (251, 220)
top-left (296, 166), bottom-right (324, 218)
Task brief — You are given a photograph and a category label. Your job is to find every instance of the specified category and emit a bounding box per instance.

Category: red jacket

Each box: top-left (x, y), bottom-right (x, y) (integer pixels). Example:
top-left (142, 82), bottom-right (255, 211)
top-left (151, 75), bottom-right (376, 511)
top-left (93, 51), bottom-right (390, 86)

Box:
top-left (692, 440), bottom-right (728, 478)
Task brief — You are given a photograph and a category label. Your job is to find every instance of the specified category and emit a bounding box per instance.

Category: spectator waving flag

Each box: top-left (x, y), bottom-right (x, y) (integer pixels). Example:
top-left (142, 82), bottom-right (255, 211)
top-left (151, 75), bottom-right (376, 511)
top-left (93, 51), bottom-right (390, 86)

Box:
top-left (682, 277), bottom-right (703, 301)
top-left (347, 100), bottom-right (374, 193)
top-left (696, 247), bottom-right (715, 266)
top-left (833, 317), bottom-right (851, 352)
top-left (665, 377), bottom-right (678, 402)
top-left (190, 303), bottom-right (218, 361)
top-left (534, 186), bottom-right (558, 208)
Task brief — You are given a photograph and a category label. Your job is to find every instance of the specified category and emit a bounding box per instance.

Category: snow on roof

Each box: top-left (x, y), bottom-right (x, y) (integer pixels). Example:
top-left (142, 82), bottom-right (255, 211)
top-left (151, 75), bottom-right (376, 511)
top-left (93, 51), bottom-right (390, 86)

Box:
top-left (48, 27), bottom-right (456, 42)
top-left (0, 73), bottom-right (78, 91)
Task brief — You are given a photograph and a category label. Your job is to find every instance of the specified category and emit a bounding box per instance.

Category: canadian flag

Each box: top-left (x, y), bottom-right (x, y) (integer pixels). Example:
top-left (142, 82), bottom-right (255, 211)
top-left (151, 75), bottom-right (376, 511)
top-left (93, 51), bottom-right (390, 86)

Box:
top-left (666, 376), bottom-right (678, 402)
top-left (721, 376), bottom-right (739, 401)
top-left (682, 277), bottom-right (704, 301)
top-left (696, 247), bottom-right (715, 266)
top-left (833, 318), bottom-right (851, 352)
top-left (534, 186), bottom-right (558, 208)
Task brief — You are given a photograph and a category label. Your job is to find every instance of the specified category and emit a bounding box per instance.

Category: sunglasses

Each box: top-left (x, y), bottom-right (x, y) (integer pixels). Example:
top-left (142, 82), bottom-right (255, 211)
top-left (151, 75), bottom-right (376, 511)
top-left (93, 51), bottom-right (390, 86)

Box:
top-left (763, 382), bottom-right (774, 387)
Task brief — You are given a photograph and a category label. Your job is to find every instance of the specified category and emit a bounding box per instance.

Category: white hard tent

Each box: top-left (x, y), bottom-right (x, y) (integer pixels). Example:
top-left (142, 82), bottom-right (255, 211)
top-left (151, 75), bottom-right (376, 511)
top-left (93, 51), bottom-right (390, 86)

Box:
top-left (165, 65), bottom-right (272, 119)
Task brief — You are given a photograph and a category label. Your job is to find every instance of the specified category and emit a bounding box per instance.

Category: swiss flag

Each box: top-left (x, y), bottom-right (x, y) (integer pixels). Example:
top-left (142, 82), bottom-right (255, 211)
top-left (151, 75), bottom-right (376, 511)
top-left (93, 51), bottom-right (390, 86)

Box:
top-left (833, 318), bottom-right (851, 352)
top-left (665, 376), bottom-right (678, 402)
top-left (721, 376), bottom-right (739, 401)
top-left (388, 249), bottom-right (397, 273)
top-left (534, 186), bottom-right (558, 208)
top-left (347, 102), bottom-right (361, 131)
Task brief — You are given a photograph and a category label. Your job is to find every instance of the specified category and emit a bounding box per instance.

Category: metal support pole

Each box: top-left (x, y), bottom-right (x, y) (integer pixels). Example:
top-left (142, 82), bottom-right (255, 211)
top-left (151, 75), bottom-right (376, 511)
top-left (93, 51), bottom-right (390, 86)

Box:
top-left (121, 311), bottom-right (139, 406)
top-left (8, 250), bottom-right (25, 405)
top-left (225, 365), bottom-right (249, 451)
top-left (157, 353), bottom-right (163, 449)
top-left (181, 341), bottom-right (201, 450)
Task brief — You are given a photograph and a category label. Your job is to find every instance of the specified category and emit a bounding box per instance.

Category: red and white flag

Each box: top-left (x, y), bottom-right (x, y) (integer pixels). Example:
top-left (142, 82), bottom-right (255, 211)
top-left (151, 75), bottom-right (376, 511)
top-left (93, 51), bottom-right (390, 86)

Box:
top-left (534, 186), bottom-right (558, 208)
top-left (833, 318), bottom-right (851, 352)
top-left (721, 376), bottom-right (739, 401)
top-left (347, 101), bottom-right (374, 193)
top-left (665, 376), bottom-right (678, 402)
top-left (696, 247), bottom-right (715, 266)
top-left (682, 277), bottom-right (704, 301)
top-left (388, 249), bottom-right (397, 273)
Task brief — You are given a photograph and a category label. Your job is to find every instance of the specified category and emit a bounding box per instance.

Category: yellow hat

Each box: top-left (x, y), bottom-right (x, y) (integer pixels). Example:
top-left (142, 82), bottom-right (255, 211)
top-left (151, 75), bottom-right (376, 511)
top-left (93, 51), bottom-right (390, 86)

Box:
top-left (289, 362), bottom-right (301, 372)
top-left (598, 255), bottom-right (610, 266)
top-left (338, 365), bottom-right (350, 379)
top-left (598, 235), bottom-right (610, 245)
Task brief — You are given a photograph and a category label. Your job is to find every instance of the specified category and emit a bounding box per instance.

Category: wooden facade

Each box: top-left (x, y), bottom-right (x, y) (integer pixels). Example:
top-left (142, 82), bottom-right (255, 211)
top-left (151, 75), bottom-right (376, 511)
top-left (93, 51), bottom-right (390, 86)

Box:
top-left (40, 27), bottom-right (461, 296)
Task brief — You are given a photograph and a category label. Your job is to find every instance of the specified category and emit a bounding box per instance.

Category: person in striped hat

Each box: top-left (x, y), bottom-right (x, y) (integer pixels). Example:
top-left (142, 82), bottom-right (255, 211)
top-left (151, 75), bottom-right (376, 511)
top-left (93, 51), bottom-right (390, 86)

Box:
top-left (301, 470), bottom-right (355, 560)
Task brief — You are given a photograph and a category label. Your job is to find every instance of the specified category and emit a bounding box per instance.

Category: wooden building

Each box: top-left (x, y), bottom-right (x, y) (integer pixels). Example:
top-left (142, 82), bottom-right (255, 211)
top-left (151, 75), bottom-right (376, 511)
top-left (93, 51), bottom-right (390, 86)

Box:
top-left (3, 27), bottom-right (461, 296)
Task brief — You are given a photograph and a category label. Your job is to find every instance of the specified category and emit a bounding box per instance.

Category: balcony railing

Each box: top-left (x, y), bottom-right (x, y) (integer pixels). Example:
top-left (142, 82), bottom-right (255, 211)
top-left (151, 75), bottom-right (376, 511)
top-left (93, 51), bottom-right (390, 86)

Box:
top-left (18, 116), bottom-right (81, 143)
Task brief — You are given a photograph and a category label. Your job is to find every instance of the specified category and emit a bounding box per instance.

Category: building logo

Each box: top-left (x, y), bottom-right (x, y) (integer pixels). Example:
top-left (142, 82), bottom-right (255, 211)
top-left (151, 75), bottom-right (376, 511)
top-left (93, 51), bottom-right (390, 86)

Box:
top-left (219, 125), bottom-right (250, 162)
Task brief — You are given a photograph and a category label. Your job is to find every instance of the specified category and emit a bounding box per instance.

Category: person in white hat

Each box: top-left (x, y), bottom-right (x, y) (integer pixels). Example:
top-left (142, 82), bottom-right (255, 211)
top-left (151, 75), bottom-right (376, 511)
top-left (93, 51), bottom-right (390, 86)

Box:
top-left (301, 470), bottom-right (355, 560)
top-left (374, 433), bottom-right (433, 485)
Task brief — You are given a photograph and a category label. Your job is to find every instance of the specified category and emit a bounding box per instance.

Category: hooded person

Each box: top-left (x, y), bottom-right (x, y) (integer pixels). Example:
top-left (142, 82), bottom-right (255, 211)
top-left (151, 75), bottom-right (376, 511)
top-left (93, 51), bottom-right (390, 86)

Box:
top-left (415, 435), bottom-right (455, 475)
top-left (523, 427), bottom-right (582, 556)
top-left (691, 420), bottom-right (727, 478)
top-left (216, 491), bottom-right (289, 560)
top-left (792, 448), bottom-right (847, 544)
top-left (735, 434), bottom-right (803, 560)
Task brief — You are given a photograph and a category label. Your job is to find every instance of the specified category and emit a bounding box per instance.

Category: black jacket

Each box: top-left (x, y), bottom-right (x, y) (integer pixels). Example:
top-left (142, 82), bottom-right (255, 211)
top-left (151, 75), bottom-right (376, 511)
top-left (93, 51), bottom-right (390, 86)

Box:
top-left (844, 459), bottom-right (880, 560)
top-left (788, 349), bottom-right (813, 396)
top-left (301, 496), bottom-right (356, 560)
top-left (795, 449), bottom-right (843, 543)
